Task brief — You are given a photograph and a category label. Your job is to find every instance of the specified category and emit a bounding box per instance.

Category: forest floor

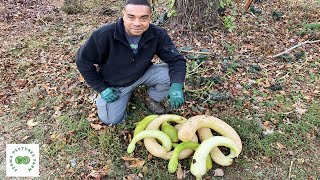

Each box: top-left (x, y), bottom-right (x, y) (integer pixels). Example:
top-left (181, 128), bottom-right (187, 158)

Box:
top-left (0, 0), bottom-right (319, 179)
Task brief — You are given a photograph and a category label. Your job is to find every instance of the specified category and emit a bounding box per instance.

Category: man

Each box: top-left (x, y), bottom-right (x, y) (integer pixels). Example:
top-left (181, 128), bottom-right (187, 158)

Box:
top-left (76, 0), bottom-right (186, 125)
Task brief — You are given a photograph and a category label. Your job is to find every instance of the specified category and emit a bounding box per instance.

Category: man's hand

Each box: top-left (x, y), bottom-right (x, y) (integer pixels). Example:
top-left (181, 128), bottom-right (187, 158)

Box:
top-left (100, 87), bottom-right (121, 103)
top-left (168, 83), bottom-right (184, 109)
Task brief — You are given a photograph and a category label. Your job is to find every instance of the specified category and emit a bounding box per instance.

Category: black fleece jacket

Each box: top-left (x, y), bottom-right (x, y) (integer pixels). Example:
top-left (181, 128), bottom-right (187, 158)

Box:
top-left (76, 18), bottom-right (186, 93)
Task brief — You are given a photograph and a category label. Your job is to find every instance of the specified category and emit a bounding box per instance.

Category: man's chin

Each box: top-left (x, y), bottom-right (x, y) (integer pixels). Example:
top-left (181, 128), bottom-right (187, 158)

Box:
top-left (130, 30), bottom-right (143, 36)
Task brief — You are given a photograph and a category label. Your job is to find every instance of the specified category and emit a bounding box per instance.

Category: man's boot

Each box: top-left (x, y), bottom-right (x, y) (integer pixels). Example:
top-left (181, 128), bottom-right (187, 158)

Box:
top-left (145, 96), bottom-right (165, 114)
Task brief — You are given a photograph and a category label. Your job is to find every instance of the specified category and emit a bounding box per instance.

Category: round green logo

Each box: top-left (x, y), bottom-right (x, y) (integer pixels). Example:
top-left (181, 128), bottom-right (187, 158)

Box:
top-left (15, 156), bottom-right (30, 165)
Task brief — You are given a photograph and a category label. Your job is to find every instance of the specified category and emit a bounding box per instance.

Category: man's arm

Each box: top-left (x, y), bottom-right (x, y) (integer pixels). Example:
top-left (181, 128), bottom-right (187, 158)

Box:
top-left (156, 30), bottom-right (186, 109)
top-left (76, 31), bottom-right (109, 93)
top-left (155, 30), bottom-right (186, 84)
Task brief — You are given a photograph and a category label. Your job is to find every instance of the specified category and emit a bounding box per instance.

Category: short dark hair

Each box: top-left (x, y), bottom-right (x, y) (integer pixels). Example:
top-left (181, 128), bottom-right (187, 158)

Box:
top-left (123, 0), bottom-right (151, 10)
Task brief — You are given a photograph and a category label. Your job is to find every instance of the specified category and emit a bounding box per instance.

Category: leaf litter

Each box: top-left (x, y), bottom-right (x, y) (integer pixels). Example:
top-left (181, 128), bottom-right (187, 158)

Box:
top-left (1, 0), bottom-right (319, 179)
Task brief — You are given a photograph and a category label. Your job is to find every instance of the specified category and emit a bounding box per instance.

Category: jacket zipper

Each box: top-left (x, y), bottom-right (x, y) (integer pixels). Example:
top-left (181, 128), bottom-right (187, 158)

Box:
top-left (115, 35), bottom-right (155, 62)
top-left (114, 36), bottom-right (135, 62)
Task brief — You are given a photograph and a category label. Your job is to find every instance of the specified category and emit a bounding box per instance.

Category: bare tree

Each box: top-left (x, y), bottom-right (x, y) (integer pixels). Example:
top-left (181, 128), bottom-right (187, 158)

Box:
top-left (170, 0), bottom-right (221, 31)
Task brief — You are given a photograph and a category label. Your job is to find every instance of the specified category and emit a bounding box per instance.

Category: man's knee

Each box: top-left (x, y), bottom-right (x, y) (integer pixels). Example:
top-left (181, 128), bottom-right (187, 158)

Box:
top-left (150, 64), bottom-right (170, 84)
top-left (99, 112), bottom-right (126, 125)
top-left (96, 95), bottom-right (127, 125)
top-left (154, 83), bottom-right (170, 91)
top-left (157, 68), bottom-right (170, 84)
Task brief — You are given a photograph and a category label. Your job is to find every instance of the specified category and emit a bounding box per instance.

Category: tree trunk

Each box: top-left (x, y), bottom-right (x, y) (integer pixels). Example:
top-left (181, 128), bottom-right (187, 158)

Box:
top-left (170, 0), bottom-right (220, 32)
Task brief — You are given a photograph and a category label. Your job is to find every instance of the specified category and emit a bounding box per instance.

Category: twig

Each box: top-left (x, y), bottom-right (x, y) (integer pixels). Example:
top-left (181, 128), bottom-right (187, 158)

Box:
top-left (180, 50), bottom-right (213, 55)
top-left (186, 68), bottom-right (214, 77)
top-left (184, 81), bottom-right (214, 94)
top-left (272, 39), bottom-right (320, 58)
top-left (187, 61), bottom-right (206, 74)
top-left (288, 160), bottom-right (294, 179)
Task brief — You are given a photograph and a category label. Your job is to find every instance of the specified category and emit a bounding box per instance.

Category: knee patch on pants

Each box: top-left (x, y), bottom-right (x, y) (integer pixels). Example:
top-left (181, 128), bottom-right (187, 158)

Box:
top-left (96, 96), bottom-right (126, 125)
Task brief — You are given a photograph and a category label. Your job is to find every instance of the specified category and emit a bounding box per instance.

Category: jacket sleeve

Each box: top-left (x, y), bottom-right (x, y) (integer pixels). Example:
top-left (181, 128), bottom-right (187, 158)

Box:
top-left (156, 30), bottom-right (186, 84)
top-left (76, 31), bottom-right (109, 93)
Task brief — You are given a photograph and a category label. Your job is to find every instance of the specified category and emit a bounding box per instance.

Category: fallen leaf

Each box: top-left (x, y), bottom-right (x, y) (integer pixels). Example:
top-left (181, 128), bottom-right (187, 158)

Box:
top-left (79, 74), bottom-right (85, 82)
top-left (27, 119), bottom-right (39, 127)
top-left (87, 113), bottom-right (98, 122)
top-left (67, 168), bottom-right (75, 173)
top-left (21, 135), bottom-right (32, 141)
top-left (297, 158), bottom-right (305, 164)
top-left (262, 156), bottom-right (271, 163)
top-left (214, 168), bottom-right (224, 177)
top-left (124, 174), bottom-right (140, 180)
top-left (293, 101), bottom-right (307, 118)
top-left (304, 95), bottom-right (312, 100)
top-left (103, 164), bottom-right (111, 173)
top-left (295, 107), bottom-right (307, 117)
top-left (121, 156), bottom-right (145, 168)
top-left (66, 131), bottom-right (76, 135)
top-left (86, 169), bottom-right (106, 179)
top-left (276, 142), bottom-right (286, 149)
top-left (142, 166), bottom-right (148, 173)
top-left (307, 175), bottom-right (316, 180)
top-left (90, 123), bottom-right (103, 130)
top-left (52, 109), bottom-right (62, 118)
top-left (213, 168), bottom-right (224, 177)
top-left (263, 128), bottom-right (274, 136)
top-left (176, 163), bottom-right (184, 179)
top-left (263, 121), bottom-right (270, 127)
top-left (84, 160), bottom-right (94, 170)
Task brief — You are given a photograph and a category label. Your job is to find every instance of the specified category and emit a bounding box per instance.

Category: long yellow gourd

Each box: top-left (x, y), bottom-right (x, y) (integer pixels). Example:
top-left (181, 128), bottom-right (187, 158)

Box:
top-left (197, 128), bottom-right (237, 166)
top-left (178, 115), bottom-right (242, 158)
top-left (127, 130), bottom-right (171, 154)
top-left (190, 136), bottom-right (241, 179)
top-left (144, 114), bottom-right (188, 159)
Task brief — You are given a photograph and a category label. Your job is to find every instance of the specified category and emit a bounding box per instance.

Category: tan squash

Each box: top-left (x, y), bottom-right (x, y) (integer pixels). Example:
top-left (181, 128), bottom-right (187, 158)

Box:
top-left (144, 114), bottom-right (198, 159)
top-left (178, 115), bottom-right (242, 162)
top-left (197, 128), bottom-right (238, 166)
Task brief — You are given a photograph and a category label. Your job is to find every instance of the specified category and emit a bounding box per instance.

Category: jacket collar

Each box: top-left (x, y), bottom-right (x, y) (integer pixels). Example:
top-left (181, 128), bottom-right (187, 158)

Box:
top-left (114, 18), bottom-right (155, 43)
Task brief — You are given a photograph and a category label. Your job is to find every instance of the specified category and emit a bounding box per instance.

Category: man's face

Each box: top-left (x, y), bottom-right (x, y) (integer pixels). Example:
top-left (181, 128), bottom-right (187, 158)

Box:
top-left (122, 4), bottom-right (151, 36)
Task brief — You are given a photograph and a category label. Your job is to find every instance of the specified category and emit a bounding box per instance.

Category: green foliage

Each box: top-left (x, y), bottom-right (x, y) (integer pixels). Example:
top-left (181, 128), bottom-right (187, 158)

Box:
top-left (271, 10), bottom-right (284, 21)
top-left (218, 0), bottom-right (237, 32)
top-left (303, 22), bottom-right (320, 30)
top-left (180, 46), bottom-right (209, 62)
top-left (250, 6), bottom-right (262, 15)
top-left (219, 0), bottom-right (232, 8)
top-left (223, 15), bottom-right (236, 32)
top-left (249, 64), bottom-right (262, 72)
top-left (224, 101), bottom-right (320, 158)
top-left (278, 54), bottom-right (293, 62)
top-left (269, 83), bottom-right (283, 91)
top-left (167, 0), bottom-right (177, 17)
top-left (296, 22), bottom-right (320, 37)
top-left (222, 41), bottom-right (237, 55)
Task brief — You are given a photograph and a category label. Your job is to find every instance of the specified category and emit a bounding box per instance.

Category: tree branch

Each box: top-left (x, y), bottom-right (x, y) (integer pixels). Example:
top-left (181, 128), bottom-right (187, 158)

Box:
top-left (272, 39), bottom-right (320, 58)
top-left (180, 50), bottom-right (213, 55)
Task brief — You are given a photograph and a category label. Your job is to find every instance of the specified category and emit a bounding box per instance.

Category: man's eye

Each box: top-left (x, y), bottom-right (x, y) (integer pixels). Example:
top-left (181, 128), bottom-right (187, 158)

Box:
top-left (128, 16), bottom-right (134, 20)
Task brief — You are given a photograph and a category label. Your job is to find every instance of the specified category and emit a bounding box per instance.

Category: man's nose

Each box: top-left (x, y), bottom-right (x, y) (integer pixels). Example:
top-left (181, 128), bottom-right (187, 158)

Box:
top-left (133, 19), bottom-right (141, 26)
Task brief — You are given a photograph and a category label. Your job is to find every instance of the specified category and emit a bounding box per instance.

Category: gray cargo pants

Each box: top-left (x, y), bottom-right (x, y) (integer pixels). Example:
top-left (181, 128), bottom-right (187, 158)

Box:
top-left (96, 63), bottom-right (170, 125)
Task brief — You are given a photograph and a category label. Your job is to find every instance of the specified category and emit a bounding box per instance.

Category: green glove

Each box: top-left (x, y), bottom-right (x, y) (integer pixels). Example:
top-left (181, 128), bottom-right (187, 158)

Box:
top-left (168, 83), bottom-right (184, 109)
top-left (100, 87), bottom-right (121, 103)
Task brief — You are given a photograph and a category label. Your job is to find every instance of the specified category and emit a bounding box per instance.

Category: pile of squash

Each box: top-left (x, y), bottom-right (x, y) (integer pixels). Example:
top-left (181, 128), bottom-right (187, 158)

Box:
top-left (127, 114), bottom-right (242, 179)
